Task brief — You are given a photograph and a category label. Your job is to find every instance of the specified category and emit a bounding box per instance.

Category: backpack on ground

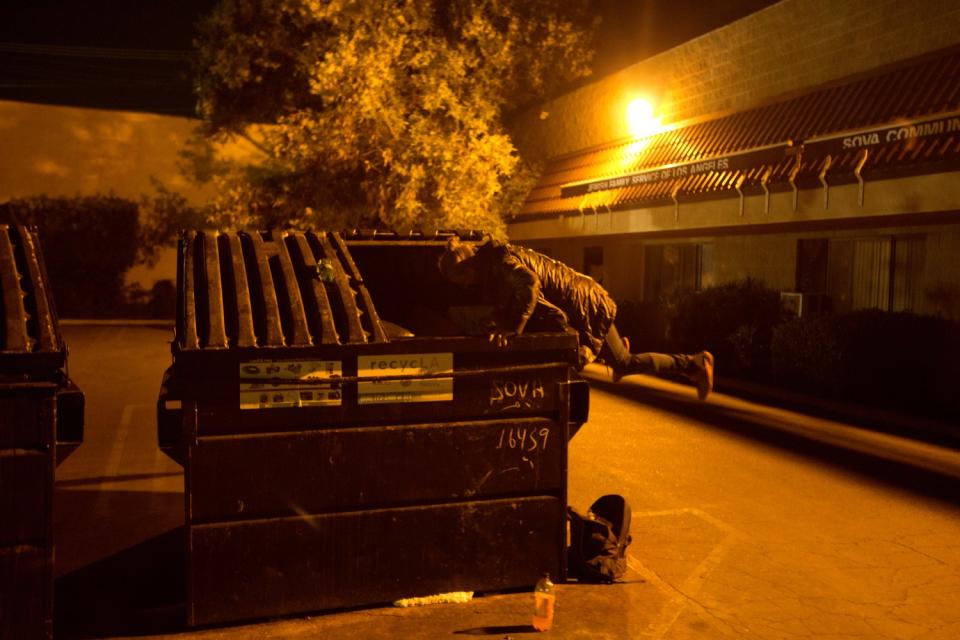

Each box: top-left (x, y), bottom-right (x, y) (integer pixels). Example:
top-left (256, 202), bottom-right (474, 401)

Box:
top-left (567, 494), bottom-right (633, 583)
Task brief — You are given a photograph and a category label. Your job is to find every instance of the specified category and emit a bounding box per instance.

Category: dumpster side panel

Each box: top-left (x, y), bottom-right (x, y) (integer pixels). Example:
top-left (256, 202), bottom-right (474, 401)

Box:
top-left (179, 358), bottom-right (570, 437)
top-left (189, 417), bottom-right (564, 521)
top-left (0, 544), bottom-right (52, 640)
top-left (0, 389), bottom-right (55, 640)
top-left (0, 226), bottom-right (80, 640)
top-left (188, 496), bottom-right (563, 626)
top-left (0, 450), bottom-right (50, 546)
top-left (0, 395), bottom-right (45, 449)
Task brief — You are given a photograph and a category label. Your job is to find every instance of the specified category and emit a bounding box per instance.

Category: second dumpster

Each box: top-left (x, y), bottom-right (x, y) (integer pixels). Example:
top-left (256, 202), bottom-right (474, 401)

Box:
top-left (158, 229), bottom-right (588, 627)
top-left (0, 224), bottom-right (83, 640)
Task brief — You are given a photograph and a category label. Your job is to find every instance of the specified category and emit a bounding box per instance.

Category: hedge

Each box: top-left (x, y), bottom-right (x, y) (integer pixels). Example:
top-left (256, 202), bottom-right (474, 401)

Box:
top-left (666, 279), bottom-right (787, 378)
top-left (0, 195), bottom-right (141, 317)
top-left (772, 310), bottom-right (960, 419)
top-left (615, 280), bottom-right (960, 421)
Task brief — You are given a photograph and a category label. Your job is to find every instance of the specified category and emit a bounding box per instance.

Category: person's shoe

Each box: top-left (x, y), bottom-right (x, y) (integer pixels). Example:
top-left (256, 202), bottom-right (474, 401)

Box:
top-left (690, 351), bottom-right (714, 400)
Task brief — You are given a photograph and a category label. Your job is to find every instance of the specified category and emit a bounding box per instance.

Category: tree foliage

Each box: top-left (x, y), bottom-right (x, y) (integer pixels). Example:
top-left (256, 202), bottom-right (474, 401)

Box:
top-left (192, 0), bottom-right (596, 235)
top-left (137, 177), bottom-right (208, 266)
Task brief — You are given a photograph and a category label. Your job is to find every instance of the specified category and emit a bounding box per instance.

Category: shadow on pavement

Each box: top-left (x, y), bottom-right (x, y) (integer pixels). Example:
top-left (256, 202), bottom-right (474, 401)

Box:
top-left (55, 527), bottom-right (184, 639)
top-left (54, 484), bottom-right (186, 640)
top-left (55, 471), bottom-right (183, 489)
top-left (589, 377), bottom-right (960, 508)
top-left (714, 377), bottom-right (960, 450)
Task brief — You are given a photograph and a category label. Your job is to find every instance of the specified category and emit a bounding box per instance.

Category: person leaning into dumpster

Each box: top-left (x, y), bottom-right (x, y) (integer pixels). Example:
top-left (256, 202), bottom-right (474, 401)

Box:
top-left (438, 236), bottom-right (715, 400)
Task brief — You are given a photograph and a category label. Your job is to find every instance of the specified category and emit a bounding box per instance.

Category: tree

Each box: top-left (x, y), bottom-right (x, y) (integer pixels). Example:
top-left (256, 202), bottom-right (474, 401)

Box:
top-left (192, 0), bottom-right (596, 235)
top-left (137, 177), bottom-right (209, 266)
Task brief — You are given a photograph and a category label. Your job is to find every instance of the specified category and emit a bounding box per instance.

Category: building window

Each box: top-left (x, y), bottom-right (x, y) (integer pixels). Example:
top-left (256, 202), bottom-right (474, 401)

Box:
top-left (852, 238), bottom-right (890, 310)
top-left (583, 246), bottom-right (604, 284)
top-left (891, 236), bottom-right (924, 312)
top-left (850, 236), bottom-right (924, 312)
top-left (644, 243), bottom-right (701, 302)
top-left (796, 238), bottom-right (828, 293)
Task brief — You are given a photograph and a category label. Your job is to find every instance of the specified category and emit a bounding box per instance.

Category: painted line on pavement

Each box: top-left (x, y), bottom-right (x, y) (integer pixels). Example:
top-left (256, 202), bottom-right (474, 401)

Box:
top-left (93, 404), bottom-right (143, 509)
top-left (627, 507), bottom-right (741, 638)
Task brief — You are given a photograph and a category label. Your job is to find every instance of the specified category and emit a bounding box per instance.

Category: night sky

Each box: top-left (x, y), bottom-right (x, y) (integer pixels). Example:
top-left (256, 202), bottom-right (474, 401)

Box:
top-left (0, 0), bottom-right (777, 116)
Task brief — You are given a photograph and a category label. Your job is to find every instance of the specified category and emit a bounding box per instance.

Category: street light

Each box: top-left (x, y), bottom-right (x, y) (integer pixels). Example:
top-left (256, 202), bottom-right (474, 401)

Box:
top-left (626, 97), bottom-right (661, 139)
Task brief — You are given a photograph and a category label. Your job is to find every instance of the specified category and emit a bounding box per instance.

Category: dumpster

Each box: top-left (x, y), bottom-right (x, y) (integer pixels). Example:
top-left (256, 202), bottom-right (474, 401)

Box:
top-left (157, 229), bottom-right (589, 627)
top-left (0, 224), bottom-right (84, 640)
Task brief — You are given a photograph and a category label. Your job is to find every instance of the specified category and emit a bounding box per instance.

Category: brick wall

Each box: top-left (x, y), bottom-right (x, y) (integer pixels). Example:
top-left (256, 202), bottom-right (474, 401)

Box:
top-left (512, 0), bottom-right (960, 160)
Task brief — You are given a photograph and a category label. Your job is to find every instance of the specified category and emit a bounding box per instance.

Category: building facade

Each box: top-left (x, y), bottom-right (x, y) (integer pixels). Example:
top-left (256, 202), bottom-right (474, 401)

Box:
top-left (509, 0), bottom-right (960, 320)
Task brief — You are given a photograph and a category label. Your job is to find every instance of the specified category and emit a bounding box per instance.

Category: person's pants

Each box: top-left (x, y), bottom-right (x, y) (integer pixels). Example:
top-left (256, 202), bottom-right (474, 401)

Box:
top-left (598, 324), bottom-right (692, 376)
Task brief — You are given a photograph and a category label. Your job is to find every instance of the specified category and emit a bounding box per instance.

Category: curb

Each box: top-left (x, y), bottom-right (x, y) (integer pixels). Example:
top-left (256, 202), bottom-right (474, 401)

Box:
top-left (581, 364), bottom-right (960, 481)
top-left (581, 363), bottom-right (958, 450)
top-left (715, 375), bottom-right (960, 449)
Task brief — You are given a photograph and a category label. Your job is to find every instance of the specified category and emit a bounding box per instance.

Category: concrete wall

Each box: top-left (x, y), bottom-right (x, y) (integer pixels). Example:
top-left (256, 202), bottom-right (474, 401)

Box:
top-left (0, 101), bottom-right (204, 289)
top-left (0, 100), bottom-right (211, 203)
top-left (512, 0), bottom-right (960, 160)
top-left (0, 100), bottom-right (266, 289)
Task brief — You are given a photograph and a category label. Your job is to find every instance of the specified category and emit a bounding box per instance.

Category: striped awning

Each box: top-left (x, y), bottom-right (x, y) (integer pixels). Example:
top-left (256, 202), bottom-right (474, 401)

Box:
top-left (518, 47), bottom-right (960, 218)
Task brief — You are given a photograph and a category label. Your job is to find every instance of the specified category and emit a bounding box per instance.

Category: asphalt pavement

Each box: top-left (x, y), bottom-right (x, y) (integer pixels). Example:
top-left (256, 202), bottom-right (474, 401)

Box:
top-left (50, 324), bottom-right (960, 639)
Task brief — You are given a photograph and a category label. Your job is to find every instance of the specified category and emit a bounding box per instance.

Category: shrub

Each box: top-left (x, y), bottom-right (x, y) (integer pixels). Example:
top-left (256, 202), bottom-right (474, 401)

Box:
top-left (612, 299), bottom-right (670, 353)
top-left (835, 310), bottom-right (956, 414)
top-left (667, 279), bottom-right (787, 378)
top-left (0, 195), bottom-right (140, 317)
top-left (619, 281), bottom-right (960, 421)
top-left (771, 315), bottom-right (844, 394)
top-left (772, 309), bottom-right (960, 420)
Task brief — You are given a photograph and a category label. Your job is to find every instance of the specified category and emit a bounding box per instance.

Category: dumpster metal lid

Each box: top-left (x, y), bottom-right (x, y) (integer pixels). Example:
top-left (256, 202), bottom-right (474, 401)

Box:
top-left (178, 229), bottom-right (397, 350)
top-left (0, 224), bottom-right (64, 370)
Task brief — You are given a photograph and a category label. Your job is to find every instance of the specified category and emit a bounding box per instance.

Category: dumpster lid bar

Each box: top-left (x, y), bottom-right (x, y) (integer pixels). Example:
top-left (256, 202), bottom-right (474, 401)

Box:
top-left (343, 228), bottom-right (486, 243)
top-left (0, 224), bottom-right (63, 360)
top-left (177, 230), bottom-right (388, 350)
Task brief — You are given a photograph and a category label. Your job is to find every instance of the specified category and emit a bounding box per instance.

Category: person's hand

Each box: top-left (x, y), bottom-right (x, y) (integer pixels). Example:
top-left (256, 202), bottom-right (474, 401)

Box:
top-left (487, 331), bottom-right (515, 348)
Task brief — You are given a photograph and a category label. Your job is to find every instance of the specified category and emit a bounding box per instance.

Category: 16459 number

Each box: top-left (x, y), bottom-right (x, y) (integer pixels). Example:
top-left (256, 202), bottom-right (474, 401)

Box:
top-left (496, 426), bottom-right (550, 452)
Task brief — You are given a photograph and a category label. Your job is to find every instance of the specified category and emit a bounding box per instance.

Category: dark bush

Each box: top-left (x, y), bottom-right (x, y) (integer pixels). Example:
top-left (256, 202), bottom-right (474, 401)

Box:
top-left (772, 309), bottom-right (960, 420)
top-left (771, 315), bottom-right (844, 394)
top-left (612, 299), bottom-right (670, 353)
top-left (618, 279), bottom-right (960, 421)
top-left (0, 195), bottom-right (140, 317)
top-left (836, 310), bottom-right (958, 415)
top-left (667, 279), bottom-right (787, 378)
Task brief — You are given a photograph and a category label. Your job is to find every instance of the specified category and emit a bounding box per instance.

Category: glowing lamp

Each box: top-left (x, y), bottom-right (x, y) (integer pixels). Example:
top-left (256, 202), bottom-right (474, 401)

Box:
top-left (626, 98), bottom-right (661, 139)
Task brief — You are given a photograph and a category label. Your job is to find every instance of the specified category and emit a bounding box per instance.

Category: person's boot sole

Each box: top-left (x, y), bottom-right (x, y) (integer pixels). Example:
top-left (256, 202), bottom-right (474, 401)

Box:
top-left (697, 351), bottom-right (714, 401)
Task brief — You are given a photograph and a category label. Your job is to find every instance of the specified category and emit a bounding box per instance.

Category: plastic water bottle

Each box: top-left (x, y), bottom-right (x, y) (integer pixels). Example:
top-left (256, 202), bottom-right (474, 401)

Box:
top-left (532, 572), bottom-right (555, 631)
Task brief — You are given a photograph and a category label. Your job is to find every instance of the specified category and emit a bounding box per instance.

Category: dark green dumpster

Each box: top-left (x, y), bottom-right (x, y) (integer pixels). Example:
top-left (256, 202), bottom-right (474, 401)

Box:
top-left (0, 224), bottom-right (83, 640)
top-left (158, 229), bottom-right (588, 627)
